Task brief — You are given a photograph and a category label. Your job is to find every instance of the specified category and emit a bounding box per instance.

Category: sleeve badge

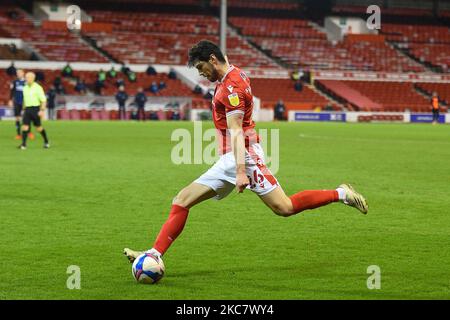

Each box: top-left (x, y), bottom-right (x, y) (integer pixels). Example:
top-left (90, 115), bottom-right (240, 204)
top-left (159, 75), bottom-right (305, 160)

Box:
top-left (228, 93), bottom-right (240, 107)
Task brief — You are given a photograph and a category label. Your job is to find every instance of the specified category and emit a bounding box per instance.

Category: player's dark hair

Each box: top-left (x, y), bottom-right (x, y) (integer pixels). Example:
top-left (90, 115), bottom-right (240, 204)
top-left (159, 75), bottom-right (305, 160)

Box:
top-left (188, 40), bottom-right (226, 67)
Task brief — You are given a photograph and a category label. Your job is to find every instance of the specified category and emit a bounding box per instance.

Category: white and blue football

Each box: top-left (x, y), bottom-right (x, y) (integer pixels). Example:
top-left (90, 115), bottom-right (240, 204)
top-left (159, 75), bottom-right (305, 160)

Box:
top-left (131, 253), bottom-right (165, 284)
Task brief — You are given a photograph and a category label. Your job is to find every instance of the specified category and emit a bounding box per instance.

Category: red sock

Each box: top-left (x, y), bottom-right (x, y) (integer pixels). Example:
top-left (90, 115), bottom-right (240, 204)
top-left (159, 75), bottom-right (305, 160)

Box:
top-left (153, 204), bottom-right (189, 255)
top-left (289, 190), bottom-right (339, 215)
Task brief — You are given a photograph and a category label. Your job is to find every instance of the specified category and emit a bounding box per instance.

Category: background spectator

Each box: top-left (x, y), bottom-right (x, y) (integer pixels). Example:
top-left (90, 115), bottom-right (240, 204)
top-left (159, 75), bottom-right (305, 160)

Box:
top-left (108, 66), bottom-right (117, 78)
top-left (115, 85), bottom-right (128, 120)
top-left (35, 70), bottom-right (45, 82)
top-left (94, 78), bottom-right (104, 95)
top-left (53, 76), bottom-right (65, 94)
top-left (9, 43), bottom-right (17, 55)
top-left (127, 70), bottom-right (137, 82)
top-left (193, 84), bottom-right (202, 94)
top-left (274, 99), bottom-right (286, 121)
top-left (116, 77), bottom-right (125, 88)
top-left (121, 63), bottom-right (130, 75)
top-left (134, 87), bottom-right (147, 121)
top-left (98, 69), bottom-right (106, 83)
top-left (62, 63), bottom-right (73, 77)
top-left (46, 86), bottom-right (57, 120)
top-left (75, 77), bottom-right (87, 94)
top-left (6, 62), bottom-right (16, 76)
top-left (149, 81), bottom-right (159, 94)
top-left (146, 65), bottom-right (157, 76)
top-left (168, 67), bottom-right (177, 79)
top-left (30, 52), bottom-right (39, 61)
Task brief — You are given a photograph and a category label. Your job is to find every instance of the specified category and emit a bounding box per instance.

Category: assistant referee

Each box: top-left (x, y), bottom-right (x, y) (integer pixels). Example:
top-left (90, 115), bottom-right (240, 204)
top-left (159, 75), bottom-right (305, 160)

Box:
top-left (19, 72), bottom-right (50, 149)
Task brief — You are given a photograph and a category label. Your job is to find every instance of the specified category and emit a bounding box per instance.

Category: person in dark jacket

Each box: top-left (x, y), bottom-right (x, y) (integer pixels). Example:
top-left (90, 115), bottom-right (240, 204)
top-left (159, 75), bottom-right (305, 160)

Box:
top-left (47, 86), bottom-right (57, 120)
top-left (146, 65), bottom-right (157, 76)
top-left (53, 76), bottom-right (65, 95)
top-left (168, 67), bottom-right (177, 79)
top-left (149, 81), bottom-right (159, 94)
top-left (6, 62), bottom-right (17, 76)
top-left (274, 99), bottom-right (286, 121)
top-left (75, 78), bottom-right (87, 94)
top-left (134, 87), bottom-right (147, 121)
top-left (115, 85), bottom-right (128, 120)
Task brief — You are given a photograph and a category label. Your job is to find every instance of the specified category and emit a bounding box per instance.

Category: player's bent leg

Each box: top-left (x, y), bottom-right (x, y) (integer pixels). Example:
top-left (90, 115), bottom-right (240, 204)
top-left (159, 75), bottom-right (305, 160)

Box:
top-left (259, 185), bottom-right (340, 217)
top-left (124, 183), bottom-right (217, 263)
top-left (259, 186), bottom-right (294, 217)
top-left (260, 184), bottom-right (368, 217)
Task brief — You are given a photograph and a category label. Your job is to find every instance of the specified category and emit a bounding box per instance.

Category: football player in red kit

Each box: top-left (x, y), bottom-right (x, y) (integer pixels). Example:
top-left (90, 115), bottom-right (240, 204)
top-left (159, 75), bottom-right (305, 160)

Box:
top-left (124, 40), bottom-right (368, 268)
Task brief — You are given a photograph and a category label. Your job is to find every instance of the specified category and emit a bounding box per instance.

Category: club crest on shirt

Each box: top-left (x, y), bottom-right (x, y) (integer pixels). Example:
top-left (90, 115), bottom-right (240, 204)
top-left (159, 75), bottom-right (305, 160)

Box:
top-left (228, 93), bottom-right (239, 107)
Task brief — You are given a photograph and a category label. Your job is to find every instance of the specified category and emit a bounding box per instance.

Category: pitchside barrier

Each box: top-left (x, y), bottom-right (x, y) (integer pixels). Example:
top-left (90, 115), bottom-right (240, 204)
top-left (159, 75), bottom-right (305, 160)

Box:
top-left (0, 95), bottom-right (192, 121)
top-left (288, 111), bottom-right (449, 124)
top-left (1, 106), bottom-right (448, 124)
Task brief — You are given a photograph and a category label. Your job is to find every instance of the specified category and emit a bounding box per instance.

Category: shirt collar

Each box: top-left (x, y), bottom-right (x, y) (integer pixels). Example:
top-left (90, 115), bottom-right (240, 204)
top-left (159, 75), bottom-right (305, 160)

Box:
top-left (219, 64), bottom-right (234, 83)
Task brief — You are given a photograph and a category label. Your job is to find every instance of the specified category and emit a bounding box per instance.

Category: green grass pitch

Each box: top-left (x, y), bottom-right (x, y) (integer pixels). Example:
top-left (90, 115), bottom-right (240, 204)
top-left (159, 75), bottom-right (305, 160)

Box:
top-left (0, 120), bottom-right (449, 300)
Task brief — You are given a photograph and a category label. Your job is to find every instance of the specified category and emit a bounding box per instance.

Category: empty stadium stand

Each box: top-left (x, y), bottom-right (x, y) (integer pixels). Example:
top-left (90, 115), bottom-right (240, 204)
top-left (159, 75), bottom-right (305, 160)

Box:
top-left (230, 16), bottom-right (426, 72)
top-left (211, 0), bottom-right (300, 11)
top-left (416, 82), bottom-right (450, 107)
top-left (251, 78), bottom-right (334, 110)
top-left (85, 11), bottom-right (280, 69)
top-left (0, 6), bottom-right (109, 63)
top-left (0, 44), bottom-right (32, 60)
top-left (316, 80), bottom-right (432, 112)
top-left (381, 23), bottom-right (450, 72)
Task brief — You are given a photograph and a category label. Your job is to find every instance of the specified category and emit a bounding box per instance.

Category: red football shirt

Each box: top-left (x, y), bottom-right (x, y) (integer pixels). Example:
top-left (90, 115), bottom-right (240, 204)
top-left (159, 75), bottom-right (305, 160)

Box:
top-left (212, 65), bottom-right (259, 154)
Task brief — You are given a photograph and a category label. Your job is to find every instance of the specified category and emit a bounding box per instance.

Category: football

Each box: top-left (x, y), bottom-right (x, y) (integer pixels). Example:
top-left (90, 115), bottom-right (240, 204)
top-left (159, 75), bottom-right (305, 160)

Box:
top-left (131, 253), bottom-right (165, 284)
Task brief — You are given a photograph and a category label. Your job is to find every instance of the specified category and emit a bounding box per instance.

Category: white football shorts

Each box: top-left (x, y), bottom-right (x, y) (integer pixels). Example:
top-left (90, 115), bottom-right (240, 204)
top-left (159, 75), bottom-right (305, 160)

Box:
top-left (194, 143), bottom-right (279, 200)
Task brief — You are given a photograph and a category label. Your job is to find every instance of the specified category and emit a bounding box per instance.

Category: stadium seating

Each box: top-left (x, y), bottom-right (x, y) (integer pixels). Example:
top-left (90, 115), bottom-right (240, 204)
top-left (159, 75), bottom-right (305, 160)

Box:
top-left (317, 80), bottom-right (431, 112)
top-left (380, 23), bottom-right (450, 71)
top-left (0, 2), bottom-right (448, 115)
top-left (0, 68), bottom-right (205, 107)
top-left (251, 78), bottom-right (331, 110)
top-left (85, 11), bottom-right (280, 69)
top-left (229, 16), bottom-right (425, 72)
top-left (0, 44), bottom-right (32, 60)
top-left (0, 69), bottom-right (81, 104)
top-left (0, 6), bottom-right (109, 63)
top-left (416, 83), bottom-right (450, 108)
top-left (210, 0), bottom-right (299, 11)
top-left (332, 5), bottom-right (433, 17)
top-left (229, 17), bottom-right (322, 39)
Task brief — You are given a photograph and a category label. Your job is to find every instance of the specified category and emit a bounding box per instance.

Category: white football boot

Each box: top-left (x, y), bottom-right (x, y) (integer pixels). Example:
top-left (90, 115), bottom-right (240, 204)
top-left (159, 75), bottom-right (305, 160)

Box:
top-left (123, 248), bottom-right (144, 263)
top-left (339, 183), bottom-right (368, 214)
